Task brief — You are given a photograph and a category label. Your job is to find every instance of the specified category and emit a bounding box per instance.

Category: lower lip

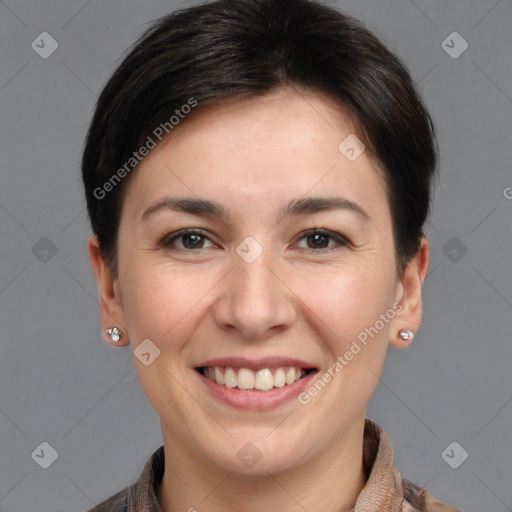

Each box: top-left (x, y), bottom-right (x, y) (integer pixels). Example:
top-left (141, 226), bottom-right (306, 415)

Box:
top-left (196, 369), bottom-right (318, 410)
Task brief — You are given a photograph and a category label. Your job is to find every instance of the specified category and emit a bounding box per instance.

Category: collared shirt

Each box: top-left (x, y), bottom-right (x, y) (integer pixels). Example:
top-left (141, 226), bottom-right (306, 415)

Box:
top-left (87, 419), bottom-right (461, 512)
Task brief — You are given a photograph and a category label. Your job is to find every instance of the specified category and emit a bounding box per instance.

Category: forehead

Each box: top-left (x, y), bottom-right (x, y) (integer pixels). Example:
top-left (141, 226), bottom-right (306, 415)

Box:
top-left (121, 87), bottom-right (388, 223)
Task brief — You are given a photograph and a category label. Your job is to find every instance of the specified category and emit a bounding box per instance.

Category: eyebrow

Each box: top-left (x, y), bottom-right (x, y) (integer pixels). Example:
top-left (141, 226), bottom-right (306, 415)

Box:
top-left (141, 196), bottom-right (370, 222)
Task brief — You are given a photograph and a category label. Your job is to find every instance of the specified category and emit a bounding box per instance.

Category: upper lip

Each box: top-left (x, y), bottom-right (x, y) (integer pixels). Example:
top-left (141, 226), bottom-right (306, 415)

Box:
top-left (194, 357), bottom-right (318, 371)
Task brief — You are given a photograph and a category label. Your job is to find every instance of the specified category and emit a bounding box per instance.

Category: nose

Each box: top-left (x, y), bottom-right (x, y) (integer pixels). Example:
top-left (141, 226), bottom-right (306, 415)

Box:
top-left (212, 245), bottom-right (297, 341)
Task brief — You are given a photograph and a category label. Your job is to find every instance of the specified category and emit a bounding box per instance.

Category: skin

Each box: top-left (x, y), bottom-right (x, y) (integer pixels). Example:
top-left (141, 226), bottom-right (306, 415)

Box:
top-left (88, 87), bottom-right (429, 512)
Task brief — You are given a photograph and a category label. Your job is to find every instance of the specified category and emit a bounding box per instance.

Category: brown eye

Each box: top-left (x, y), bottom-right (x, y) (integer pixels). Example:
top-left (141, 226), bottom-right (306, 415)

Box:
top-left (295, 228), bottom-right (349, 253)
top-left (161, 229), bottom-right (215, 250)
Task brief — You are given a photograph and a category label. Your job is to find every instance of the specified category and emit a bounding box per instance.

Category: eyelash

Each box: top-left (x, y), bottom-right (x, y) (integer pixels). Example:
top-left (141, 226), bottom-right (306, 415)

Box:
top-left (160, 227), bottom-right (349, 254)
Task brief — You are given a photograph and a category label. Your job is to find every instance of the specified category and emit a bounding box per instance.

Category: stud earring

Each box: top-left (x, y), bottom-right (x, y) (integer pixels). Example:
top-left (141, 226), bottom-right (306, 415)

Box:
top-left (105, 327), bottom-right (123, 343)
top-left (399, 329), bottom-right (414, 341)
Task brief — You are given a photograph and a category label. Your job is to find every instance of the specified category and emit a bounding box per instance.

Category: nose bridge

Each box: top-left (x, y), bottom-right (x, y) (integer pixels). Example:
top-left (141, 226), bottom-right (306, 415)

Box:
top-left (215, 238), bottom-right (295, 339)
top-left (236, 243), bottom-right (276, 303)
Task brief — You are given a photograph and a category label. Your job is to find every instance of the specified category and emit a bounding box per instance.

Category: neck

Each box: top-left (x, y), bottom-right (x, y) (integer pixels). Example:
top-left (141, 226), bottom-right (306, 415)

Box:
top-left (157, 418), bottom-right (367, 512)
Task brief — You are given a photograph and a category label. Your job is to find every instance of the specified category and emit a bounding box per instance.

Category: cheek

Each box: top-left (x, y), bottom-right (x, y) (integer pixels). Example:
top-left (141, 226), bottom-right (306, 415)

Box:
top-left (121, 264), bottom-right (212, 410)
top-left (120, 261), bottom-right (218, 349)
top-left (295, 262), bottom-right (394, 352)
top-left (289, 263), bottom-right (394, 426)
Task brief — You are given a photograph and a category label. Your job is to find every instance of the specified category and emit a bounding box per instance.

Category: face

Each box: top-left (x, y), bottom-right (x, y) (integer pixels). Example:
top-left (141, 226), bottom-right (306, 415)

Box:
top-left (90, 87), bottom-right (427, 476)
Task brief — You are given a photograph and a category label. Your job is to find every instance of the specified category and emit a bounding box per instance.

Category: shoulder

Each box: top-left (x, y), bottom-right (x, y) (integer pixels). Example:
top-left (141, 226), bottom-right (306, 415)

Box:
top-left (84, 444), bottom-right (164, 512)
top-left (85, 486), bottom-right (129, 512)
top-left (402, 479), bottom-right (462, 512)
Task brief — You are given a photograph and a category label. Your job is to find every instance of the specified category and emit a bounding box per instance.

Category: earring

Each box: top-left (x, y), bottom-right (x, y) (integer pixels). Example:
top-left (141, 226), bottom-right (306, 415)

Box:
top-left (105, 327), bottom-right (123, 343)
top-left (399, 329), bottom-right (414, 341)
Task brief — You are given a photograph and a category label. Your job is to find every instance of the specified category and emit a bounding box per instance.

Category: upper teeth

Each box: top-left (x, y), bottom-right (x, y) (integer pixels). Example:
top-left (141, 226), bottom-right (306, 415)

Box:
top-left (203, 366), bottom-right (305, 391)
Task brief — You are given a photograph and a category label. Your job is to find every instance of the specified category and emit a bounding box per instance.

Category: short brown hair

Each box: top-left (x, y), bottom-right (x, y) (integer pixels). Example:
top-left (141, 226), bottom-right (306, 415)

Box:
top-left (81, 0), bottom-right (438, 276)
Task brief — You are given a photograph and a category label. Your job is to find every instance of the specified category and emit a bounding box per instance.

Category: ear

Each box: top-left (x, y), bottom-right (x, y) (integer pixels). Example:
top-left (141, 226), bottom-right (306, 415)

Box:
top-left (87, 235), bottom-right (129, 347)
top-left (389, 236), bottom-right (430, 348)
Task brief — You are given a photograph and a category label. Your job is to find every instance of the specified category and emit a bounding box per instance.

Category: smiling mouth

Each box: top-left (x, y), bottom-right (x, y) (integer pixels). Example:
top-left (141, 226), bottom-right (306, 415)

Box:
top-left (196, 366), bottom-right (317, 391)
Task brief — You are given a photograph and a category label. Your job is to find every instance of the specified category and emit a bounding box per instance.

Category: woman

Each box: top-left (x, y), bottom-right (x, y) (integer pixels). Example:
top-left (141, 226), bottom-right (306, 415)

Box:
top-left (82, 0), bottom-right (460, 510)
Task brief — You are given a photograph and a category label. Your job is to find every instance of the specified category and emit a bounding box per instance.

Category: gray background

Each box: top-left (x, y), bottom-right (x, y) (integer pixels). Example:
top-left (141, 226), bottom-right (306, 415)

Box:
top-left (0, 0), bottom-right (511, 511)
